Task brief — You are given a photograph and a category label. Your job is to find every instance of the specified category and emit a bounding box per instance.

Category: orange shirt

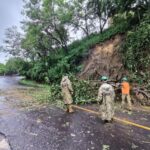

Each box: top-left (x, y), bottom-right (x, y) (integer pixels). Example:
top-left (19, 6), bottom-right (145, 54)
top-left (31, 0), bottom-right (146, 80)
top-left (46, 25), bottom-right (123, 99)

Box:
top-left (121, 82), bottom-right (130, 94)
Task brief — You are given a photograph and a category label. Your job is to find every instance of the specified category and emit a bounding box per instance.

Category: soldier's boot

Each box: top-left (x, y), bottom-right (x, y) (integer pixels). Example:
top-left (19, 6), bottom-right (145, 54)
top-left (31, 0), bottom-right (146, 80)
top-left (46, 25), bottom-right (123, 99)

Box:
top-left (104, 116), bottom-right (111, 123)
top-left (127, 103), bottom-right (132, 111)
top-left (109, 118), bottom-right (114, 123)
top-left (127, 106), bottom-right (132, 111)
top-left (104, 118), bottom-right (113, 123)
top-left (65, 104), bottom-right (69, 112)
top-left (68, 105), bottom-right (74, 113)
top-left (104, 120), bottom-right (109, 123)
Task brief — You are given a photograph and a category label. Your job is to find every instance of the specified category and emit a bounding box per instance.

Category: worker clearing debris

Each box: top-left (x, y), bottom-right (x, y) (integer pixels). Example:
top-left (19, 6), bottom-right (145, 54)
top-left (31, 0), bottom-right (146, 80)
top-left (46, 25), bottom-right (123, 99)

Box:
top-left (61, 75), bottom-right (74, 113)
top-left (97, 76), bottom-right (115, 123)
top-left (120, 77), bottom-right (132, 111)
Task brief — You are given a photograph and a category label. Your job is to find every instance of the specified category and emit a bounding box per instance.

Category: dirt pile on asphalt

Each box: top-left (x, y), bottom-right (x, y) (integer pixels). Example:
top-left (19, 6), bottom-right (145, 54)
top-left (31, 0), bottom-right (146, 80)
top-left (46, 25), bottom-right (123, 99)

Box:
top-left (79, 35), bottom-right (126, 80)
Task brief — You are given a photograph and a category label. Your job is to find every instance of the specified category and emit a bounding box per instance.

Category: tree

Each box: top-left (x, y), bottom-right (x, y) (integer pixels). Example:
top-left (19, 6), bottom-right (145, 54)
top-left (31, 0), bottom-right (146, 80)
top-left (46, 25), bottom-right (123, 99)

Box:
top-left (87, 0), bottom-right (114, 33)
top-left (41, 0), bottom-right (70, 53)
top-left (69, 0), bottom-right (96, 37)
top-left (22, 0), bottom-right (70, 55)
top-left (5, 57), bottom-right (26, 75)
top-left (1, 26), bottom-right (23, 56)
top-left (112, 0), bottom-right (149, 23)
top-left (21, 0), bottom-right (50, 60)
top-left (0, 63), bottom-right (6, 75)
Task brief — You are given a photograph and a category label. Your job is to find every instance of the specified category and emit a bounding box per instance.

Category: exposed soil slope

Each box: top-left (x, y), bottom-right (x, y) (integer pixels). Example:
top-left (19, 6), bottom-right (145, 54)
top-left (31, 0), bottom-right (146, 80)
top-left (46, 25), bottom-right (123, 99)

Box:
top-left (79, 35), bottom-right (126, 80)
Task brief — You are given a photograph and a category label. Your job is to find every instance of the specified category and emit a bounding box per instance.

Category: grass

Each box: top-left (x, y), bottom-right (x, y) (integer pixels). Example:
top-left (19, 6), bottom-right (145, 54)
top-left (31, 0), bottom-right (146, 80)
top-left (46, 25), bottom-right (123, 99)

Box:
top-left (19, 79), bottom-right (52, 104)
top-left (19, 79), bottom-right (47, 88)
top-left (19, 79), bottom-right (64, 108)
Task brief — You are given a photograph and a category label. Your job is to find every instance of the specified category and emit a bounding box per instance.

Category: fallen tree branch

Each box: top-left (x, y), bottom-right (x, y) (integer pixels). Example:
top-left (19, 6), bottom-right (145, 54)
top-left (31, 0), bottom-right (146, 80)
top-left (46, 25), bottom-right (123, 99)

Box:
top-left (133, 88), bottom-right (150, 99)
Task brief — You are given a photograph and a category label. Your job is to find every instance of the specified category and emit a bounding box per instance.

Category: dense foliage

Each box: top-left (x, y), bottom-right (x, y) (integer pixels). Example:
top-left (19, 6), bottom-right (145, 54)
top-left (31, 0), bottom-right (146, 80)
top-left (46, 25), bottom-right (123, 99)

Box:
top-left (0, 57), bottom-right (29, 76)
top-left (45, 74), bottom-right (99, 104)
top-left (19, 75), bottom-right (99, 104)
top-left (22, 22), bottom-right (129, 82)
top-left (0, 0), bottom-right (149, 103)
top-left (121, 11), bottom-right (150, 84)
top-left (0, 63), bottom-right (5, 75)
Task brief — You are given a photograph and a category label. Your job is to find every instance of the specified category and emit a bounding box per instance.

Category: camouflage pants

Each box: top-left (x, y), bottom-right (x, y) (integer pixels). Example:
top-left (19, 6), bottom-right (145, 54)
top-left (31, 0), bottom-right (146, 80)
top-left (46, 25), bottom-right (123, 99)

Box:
top-left (99, 95), bottom-right (114, 121)
top-left (121, 94), bottom-right (132, 110)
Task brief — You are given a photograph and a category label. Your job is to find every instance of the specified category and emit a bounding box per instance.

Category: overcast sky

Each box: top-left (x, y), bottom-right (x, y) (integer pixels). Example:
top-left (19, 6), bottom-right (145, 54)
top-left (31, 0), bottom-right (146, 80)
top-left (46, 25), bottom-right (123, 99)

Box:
top-left (0, 0), bottom-right (24, 63)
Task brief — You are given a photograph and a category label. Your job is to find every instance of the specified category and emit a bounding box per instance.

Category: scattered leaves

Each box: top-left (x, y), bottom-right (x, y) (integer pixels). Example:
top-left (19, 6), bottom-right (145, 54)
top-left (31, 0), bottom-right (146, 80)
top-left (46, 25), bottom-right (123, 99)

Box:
top-left (102, 144), bottom-right (110, 150)
top-left (71, 133), bottom-right (76, 137)
top-left (131, 143), bottom-right (138, 149)
top-left (36, 118), bottom-right (42, 123)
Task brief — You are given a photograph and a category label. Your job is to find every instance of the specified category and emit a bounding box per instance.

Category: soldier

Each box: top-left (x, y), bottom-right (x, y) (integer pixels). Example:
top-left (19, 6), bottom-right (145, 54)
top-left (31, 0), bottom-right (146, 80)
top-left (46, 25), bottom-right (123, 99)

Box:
top-left (61, 75), bottom-right (74, 113)
top-left (97, 76), bottom-right (115, 123)
top-left (121, 77), bottom-right (132, 111)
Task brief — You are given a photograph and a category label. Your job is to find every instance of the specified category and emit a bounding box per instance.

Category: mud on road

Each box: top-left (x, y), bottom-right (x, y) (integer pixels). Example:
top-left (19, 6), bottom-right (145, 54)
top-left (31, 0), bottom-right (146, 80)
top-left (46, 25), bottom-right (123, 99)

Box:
top-left (0, 76), bottom-right (149, 150)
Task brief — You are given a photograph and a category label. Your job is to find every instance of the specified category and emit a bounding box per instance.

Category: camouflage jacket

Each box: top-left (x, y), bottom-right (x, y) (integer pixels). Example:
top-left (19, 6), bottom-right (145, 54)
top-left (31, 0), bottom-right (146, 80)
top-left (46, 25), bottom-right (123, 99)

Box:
top-left (61, 76), bottom-right (73, 104)
top-left (97, 83), bottom-right (115, 102)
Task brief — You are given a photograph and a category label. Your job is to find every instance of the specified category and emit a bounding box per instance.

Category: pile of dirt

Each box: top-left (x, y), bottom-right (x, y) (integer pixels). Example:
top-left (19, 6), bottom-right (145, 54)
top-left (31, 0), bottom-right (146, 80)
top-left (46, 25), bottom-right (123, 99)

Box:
top-left (79, 35), bottom-right (127, 80)
top-left (78, 34), bottom-right (150, 105)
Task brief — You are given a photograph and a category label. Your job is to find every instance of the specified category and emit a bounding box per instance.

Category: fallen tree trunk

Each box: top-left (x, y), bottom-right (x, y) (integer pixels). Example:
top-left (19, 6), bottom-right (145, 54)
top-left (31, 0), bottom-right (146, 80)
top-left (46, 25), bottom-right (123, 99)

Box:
top-left (133, 88), bottom-right (150, 99)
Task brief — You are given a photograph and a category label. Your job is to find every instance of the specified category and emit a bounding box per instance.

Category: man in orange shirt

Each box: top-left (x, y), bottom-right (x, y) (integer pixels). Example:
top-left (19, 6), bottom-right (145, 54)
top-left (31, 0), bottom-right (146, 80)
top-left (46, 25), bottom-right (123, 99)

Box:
top-left (121, 77), bottom-right (132, 111)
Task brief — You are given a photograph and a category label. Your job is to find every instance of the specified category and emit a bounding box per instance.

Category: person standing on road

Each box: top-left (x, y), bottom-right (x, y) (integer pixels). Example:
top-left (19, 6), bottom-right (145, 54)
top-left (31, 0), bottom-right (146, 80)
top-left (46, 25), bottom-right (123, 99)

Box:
top-left (97, 76), bottom-right (115, 123)
top-left (61, 75), bottom-right (74, 113)
top-left (121, 77), bottom-right (132, 111)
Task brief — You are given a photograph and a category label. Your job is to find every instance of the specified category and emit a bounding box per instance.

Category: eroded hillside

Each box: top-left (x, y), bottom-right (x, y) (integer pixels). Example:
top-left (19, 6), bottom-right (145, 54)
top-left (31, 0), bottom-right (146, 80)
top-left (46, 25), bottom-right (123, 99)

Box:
top-left (79, 35), bottom-right (126, 80)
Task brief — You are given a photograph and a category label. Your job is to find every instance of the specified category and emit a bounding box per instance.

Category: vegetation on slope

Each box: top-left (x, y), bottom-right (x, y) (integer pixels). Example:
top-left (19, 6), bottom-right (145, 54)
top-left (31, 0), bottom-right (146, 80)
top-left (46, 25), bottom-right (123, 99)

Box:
top-left (0, 0), bottom-right (149, 104)
top-left (121, 12), bottom-right (150, 84)
top-left (0, 63), bottom-right (5, 75)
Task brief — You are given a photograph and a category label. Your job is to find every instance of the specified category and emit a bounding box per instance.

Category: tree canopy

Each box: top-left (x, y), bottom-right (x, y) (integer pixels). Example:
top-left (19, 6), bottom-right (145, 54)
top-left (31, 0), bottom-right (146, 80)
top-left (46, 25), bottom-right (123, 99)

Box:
top-left (0, 0), bottom-right (149, 82)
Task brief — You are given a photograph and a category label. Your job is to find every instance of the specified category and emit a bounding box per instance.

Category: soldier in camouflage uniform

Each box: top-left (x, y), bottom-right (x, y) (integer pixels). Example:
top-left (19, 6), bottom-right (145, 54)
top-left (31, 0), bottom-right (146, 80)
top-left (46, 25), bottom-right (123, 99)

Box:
top-left (97, 76), bottom-right (115, 123)
top-left (61, 76), bottom-right (74, 113)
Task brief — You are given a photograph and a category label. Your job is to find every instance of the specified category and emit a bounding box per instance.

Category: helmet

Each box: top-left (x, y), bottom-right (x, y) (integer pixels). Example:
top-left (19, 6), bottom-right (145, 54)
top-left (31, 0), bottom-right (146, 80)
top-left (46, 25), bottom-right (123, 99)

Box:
top-left (100, 76), bottom-right (108, 81)
top-left (122, 77), bottom-right (128, 81)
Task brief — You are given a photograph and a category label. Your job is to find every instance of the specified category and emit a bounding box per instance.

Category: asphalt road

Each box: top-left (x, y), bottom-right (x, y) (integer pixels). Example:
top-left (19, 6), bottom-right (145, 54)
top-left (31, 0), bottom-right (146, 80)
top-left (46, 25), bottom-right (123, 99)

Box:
top-left (0, 76), bottom-right (149, 150)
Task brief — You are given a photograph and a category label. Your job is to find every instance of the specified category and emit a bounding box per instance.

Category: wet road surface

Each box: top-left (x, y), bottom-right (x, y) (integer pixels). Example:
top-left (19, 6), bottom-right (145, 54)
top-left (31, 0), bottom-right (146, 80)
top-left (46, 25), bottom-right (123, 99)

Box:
top-left (0, 76), bottom-right (23, 90)
top-left (0, 76), bottom-right (149, 150)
